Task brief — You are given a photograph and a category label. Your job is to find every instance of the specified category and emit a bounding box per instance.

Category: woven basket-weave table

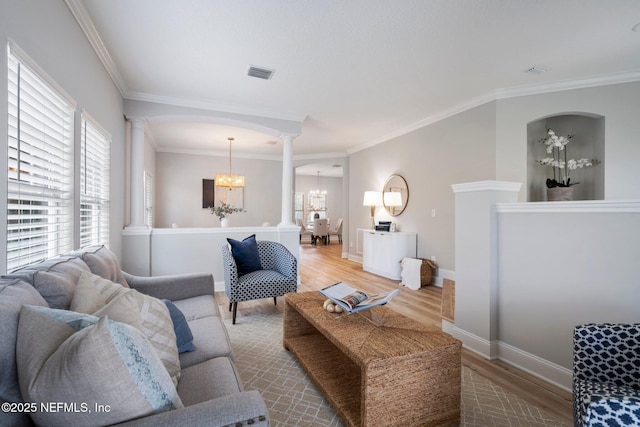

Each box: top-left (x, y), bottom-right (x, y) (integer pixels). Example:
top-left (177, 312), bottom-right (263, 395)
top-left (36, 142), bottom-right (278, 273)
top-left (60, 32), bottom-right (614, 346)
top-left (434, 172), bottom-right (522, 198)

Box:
top-left (284, 292), bottom-right (461, 427)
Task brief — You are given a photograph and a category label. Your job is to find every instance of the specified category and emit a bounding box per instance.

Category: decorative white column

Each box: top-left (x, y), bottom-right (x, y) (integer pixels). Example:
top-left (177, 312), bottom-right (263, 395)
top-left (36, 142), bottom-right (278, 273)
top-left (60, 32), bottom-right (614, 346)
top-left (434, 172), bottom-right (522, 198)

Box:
top-left (128, 118), bottom-right (146, 228)
top-left (279, 134), bottom-right (296, 226)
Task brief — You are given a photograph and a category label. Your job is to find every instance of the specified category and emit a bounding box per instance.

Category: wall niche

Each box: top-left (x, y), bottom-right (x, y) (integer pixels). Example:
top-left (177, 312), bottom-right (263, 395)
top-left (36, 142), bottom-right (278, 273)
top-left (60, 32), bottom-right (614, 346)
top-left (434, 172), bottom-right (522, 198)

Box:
top-left (527, 114), bottom-right (605, 202)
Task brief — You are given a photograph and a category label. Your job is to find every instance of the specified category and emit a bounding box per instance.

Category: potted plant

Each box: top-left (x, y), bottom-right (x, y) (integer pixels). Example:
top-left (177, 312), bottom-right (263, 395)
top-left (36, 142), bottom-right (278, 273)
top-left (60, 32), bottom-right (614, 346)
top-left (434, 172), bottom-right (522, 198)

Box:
top-left (210, 201), bottom-right (245, 227)
top-left (536, 128), bottom-right (600, 201)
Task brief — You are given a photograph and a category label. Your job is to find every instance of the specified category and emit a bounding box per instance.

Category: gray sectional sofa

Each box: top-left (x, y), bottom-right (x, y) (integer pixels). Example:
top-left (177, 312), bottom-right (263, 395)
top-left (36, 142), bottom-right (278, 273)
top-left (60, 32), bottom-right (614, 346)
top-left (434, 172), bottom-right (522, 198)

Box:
top-left (0, 245), bottom-right (269, 427)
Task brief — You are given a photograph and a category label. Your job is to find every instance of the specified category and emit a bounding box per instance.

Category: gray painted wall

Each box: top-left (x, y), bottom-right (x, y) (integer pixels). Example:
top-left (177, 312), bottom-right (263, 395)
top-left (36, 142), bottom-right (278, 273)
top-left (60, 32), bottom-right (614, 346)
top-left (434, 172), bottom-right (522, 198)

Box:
top-left (348, 102), bottom-right (498, 271)
top-left (0, 0), bottom-right (126, 264)
top-left (155, 152), bottom-right (282, 228)
top-left (496, 82), bottom-right (640, 201)
top-left (294, 175), bottom-right (344, 224)
top-left (349, 81), bottom-right (640, 272)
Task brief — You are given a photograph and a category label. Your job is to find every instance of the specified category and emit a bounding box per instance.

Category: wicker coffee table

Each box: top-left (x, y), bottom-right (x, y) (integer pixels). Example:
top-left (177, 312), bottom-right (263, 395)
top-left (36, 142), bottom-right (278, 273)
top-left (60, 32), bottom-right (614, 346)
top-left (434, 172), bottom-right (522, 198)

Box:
top-left (283, 292), bottom-right (461, 427)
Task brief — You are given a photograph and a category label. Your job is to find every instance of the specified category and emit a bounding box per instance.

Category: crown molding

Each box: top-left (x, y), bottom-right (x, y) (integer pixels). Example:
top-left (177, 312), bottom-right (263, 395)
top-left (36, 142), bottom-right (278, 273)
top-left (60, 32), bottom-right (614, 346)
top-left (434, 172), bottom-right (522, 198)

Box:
top-left (155, 146), bottom-right (282, 161)
top-left (64, 0), bottom-right (128, 96)
top-left (293, 152), bottom-right (349, 161)
top-left (127, 91), bottom-right (307, 123)
top-left (495, 70), bottom-right (640, 100)
top-left (350, 71), bottom-right (640, 155)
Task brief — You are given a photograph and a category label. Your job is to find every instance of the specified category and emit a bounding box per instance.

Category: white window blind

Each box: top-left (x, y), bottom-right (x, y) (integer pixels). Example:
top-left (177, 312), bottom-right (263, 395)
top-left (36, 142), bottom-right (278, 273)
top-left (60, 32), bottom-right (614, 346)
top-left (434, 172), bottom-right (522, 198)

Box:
top-left (144, 172), bottom-right (153, 227)
top-left (7, 46), bottom-right (75, 271)
top-left (80, 113), bottom-right (110, 248)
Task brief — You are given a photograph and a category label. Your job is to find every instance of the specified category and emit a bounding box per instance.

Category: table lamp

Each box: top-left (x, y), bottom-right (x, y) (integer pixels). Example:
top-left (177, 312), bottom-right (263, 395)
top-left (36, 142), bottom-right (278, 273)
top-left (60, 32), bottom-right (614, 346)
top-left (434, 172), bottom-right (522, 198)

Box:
top-left (363, 191), bottom-right (382, 229)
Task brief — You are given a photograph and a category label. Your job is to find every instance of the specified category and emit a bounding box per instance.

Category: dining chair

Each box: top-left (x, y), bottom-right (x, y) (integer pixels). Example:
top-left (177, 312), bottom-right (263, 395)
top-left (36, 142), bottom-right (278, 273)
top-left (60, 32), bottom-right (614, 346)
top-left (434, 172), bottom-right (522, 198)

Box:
top-left (312, 218), bottom-right (329, 245)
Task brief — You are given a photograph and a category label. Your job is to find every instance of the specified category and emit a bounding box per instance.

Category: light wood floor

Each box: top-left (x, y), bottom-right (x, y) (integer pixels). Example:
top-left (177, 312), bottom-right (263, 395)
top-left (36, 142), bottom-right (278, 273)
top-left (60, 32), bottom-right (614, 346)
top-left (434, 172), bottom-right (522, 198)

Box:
top-left (221, 242), bottom-right (573, 424)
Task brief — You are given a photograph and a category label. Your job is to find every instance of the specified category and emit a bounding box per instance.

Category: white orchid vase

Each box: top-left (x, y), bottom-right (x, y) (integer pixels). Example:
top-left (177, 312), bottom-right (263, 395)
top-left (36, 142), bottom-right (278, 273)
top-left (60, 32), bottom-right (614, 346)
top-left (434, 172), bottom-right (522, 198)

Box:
top-left (537, 129), bottom-right (600, 188)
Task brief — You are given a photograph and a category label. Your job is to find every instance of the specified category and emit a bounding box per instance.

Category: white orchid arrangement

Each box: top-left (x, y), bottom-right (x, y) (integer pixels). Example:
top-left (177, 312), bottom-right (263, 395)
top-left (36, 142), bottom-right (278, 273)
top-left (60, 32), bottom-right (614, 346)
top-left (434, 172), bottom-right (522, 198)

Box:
top-left (210, 201), bottom-right (245, 220)
top-left (537, 129), bottom-right (600, 188)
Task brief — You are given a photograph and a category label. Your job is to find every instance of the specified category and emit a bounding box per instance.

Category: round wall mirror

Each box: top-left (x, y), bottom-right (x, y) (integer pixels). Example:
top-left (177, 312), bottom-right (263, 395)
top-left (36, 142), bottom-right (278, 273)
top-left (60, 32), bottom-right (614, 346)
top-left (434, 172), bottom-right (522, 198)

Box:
top-left (382, 174), bottom-right (409, 216)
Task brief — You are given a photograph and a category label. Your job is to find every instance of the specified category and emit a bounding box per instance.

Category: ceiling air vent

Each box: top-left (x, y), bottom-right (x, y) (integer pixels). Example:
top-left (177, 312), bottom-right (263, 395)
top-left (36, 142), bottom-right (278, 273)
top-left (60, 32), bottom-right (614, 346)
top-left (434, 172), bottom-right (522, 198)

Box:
top-left (524, 66), bottom-right (547, 75)
top-left (248, 66), bottom-right (275, 80)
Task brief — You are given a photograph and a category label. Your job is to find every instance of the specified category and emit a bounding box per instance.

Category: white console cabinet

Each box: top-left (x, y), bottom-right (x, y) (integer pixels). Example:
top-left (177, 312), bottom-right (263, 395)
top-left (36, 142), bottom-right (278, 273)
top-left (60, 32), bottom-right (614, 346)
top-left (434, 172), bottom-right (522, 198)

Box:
top-left (361, 230), bottom-right (417, 280)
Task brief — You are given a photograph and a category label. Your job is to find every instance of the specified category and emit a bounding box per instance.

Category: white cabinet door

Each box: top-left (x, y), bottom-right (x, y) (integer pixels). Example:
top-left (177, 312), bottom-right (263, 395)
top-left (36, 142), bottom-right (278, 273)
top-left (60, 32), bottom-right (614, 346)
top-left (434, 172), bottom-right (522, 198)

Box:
top-left (361, 230), bottom-right (416, 280)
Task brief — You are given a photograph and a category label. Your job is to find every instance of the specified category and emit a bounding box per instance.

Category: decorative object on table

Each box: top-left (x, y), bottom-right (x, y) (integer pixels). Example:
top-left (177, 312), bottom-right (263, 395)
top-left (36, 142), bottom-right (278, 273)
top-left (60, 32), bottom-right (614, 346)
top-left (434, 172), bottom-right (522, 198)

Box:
top-left (362, 190), bottom-right (382, 229)
top-left (210, 200), bottom-right (245, 227)
top-left (536, 128), bottom-right (600, 201)
top-left (375, 221), bottom-right (391, 232)
top-left (322, 298), bottom-right (344, 313)
top-left (215, 137), bottom-right (245, 188)
top-left (382, 174), bottom-right (409, 216)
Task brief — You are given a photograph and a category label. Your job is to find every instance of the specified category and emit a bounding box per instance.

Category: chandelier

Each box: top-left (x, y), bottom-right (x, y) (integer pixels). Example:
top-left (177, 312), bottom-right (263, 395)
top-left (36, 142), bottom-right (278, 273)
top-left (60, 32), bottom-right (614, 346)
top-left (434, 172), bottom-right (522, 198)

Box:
top-left (215, 137), bottom-right (245, 188)
top-left (309, 171), bottom-right (327, 196)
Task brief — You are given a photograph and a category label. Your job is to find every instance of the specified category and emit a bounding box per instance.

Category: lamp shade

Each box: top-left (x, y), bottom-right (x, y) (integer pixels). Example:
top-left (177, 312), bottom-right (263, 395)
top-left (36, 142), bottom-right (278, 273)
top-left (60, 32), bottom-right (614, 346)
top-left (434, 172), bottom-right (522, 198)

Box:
top-left (363, 191), bottom-right (383, 206)
top-left (383, 191), bottom-right (402, 207)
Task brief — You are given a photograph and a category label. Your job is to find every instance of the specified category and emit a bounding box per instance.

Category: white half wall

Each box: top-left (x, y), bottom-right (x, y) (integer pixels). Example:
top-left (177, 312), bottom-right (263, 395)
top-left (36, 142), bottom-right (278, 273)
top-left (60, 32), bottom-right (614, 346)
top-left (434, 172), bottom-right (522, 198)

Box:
top-left (452, 183), bottom-right (640, 391)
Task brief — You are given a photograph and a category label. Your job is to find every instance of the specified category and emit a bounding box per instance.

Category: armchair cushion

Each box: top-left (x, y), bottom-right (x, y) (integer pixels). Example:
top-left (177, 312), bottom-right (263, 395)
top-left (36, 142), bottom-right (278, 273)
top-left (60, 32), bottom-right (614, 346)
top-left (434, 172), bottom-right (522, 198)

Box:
top-left (227, 234), bottom-right (262, 276)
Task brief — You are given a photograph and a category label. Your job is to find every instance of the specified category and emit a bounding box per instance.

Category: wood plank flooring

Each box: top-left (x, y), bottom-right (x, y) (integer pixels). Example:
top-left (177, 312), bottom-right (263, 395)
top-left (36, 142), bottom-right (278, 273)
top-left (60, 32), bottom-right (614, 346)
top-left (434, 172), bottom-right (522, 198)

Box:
top-left (218, 242), bottom-right (573, 424)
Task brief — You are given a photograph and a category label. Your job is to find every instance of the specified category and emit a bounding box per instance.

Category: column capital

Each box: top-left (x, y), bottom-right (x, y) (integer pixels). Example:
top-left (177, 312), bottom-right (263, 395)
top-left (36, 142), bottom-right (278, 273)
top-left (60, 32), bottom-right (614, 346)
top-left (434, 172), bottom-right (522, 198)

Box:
top-left (279, 133), bottom-right (299, 141)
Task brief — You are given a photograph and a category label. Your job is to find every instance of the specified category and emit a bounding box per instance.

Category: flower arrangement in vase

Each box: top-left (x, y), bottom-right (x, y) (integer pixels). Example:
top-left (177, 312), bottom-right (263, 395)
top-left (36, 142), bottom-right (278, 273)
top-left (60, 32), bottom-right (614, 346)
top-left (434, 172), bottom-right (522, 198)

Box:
top-left (210, 201), bottom-right (245, 227)
top-left (536, 129), bottom-right (600, 200)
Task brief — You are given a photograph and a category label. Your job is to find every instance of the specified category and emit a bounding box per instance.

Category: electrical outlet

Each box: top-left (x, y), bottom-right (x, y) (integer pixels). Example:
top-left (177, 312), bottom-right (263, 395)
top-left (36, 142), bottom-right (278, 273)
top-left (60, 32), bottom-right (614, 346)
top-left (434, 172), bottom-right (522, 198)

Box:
top-left (430, 256), bottom-right (436, 263)
top-left (431, 209), bottom-right (436, 217)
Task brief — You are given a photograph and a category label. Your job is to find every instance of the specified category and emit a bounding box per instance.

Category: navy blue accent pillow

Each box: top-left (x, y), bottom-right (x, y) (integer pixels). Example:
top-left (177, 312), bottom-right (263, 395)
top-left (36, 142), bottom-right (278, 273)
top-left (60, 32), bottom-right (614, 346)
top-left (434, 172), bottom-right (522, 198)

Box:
top-left (227, 234), bottom-right (262, 276)
top-left (162, 299), bottom-right (196, 353)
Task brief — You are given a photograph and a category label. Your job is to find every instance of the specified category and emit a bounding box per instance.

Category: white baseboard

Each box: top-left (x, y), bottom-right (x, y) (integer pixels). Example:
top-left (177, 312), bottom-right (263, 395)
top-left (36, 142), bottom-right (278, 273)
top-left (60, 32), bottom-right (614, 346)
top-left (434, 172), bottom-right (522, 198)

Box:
top-left (431, 267), bottom-right (455, 288)
top-left (497, 341), bottom-right (572, 392)
top-left (452, 326), bottom-right (572, 392)
top-left (348, 254), bottom-right (363, 264)
top-left (450, 326), bottom-right (499, 360)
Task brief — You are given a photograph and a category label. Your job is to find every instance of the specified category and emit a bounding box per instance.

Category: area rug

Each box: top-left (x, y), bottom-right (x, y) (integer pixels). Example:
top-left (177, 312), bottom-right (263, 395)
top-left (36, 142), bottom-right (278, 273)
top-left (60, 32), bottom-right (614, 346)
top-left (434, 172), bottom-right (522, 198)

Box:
top-left (224, 309), bottom-right (570, 427)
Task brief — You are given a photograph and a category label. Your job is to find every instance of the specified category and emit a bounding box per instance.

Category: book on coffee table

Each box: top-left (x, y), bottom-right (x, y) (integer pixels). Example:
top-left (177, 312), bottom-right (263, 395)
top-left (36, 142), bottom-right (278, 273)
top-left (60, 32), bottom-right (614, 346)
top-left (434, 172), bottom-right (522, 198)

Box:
top-left (319, 282), bottom-right (401, 313)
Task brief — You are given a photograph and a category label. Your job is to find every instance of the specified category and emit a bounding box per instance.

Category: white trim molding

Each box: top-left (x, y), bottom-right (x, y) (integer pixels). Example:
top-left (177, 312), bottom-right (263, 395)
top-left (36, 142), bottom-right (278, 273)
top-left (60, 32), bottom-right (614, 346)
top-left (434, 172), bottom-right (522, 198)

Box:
top-left (497, 341), bottom-right (572, 392)
top-left (64, 0), bottom-right (128, 96)
top-left (450, 326), bottom-right (572, 392)
top-left (497, 200), bottom-right (640, 214)
top-left (451, 181), bottom-right (523, 193)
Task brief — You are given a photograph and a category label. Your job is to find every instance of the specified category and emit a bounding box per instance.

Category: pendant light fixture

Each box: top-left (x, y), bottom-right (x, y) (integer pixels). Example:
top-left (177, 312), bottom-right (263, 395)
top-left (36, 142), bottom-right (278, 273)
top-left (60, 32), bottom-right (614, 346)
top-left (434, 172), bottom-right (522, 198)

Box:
top-left (309, 171), bottom-right (327, 196)
top-left (215, 137), bottom-right (245, 188)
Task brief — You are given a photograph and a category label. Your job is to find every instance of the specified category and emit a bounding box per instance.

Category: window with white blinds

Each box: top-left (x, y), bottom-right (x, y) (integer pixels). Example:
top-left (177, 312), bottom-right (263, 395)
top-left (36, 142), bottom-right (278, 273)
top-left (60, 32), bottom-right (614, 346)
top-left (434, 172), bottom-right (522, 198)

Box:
top-left (80, 113), bottom-right (110, 248)
top-left (7, 46), bottom-right (75, 271)
top-left (144, 172), bottom-right (153, 227)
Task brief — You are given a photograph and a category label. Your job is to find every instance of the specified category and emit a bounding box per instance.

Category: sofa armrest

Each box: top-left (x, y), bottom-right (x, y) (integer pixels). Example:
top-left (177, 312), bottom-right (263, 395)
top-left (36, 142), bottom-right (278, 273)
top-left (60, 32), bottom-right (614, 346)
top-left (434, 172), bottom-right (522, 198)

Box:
top-left (123, 272), bottom-right (214, 301)
top-left (113, 391), bottom-right (269, 427)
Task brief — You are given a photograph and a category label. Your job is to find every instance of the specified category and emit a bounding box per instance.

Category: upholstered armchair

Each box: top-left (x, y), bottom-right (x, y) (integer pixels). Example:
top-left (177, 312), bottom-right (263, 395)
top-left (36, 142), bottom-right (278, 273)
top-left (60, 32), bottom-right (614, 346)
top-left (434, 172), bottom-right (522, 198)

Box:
top-left (573, 323), bottom-right (640, 427)
top-left (222, 239), bottom-right (297, 324)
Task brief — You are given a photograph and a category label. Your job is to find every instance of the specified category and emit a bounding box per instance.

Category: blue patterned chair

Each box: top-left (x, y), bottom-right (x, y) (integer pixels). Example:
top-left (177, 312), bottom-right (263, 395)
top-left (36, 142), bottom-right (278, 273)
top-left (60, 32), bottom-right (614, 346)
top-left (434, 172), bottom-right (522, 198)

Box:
top-left (222, 240), bottom-right (297, 324)
top-left (573, 323), bottom-right (640, 427)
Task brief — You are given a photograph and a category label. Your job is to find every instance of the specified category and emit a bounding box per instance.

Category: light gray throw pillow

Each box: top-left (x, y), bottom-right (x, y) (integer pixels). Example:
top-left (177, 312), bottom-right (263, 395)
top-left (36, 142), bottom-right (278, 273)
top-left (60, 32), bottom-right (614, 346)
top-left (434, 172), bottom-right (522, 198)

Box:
top-left (16, 305), bottom-right (183, 427)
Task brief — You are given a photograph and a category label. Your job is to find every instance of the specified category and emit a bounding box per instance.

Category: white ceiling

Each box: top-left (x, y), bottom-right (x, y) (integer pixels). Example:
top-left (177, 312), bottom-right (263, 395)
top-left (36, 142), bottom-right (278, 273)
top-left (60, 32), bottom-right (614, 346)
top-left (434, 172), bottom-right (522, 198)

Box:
top-left (72, 0), bottom-right (640, 173)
